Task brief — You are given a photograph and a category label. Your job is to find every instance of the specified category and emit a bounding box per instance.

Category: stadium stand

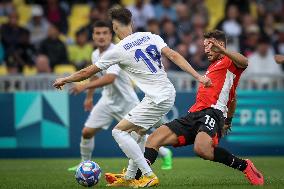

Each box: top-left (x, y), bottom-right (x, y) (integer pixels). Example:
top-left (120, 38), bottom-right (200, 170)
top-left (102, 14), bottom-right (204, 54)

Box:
top-left (0, 0), bottom-right (283, 90)
top-left (23, 65), bottom-right (37, 76)
top-left (54, 64), bottom-right (76, 75)
top-left (0, 65), bottom-right (7, 76)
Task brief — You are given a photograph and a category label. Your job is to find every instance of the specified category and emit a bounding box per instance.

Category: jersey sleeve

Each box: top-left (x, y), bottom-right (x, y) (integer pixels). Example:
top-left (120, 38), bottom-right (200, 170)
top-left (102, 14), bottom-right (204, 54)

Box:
top-left (226, 56), bottom-right (246, 75)
top-left (223, 56), bottom-right (233, 67)
top-left (152, 34), bottom-right (167, 52)
top-left (95, 48), bottom-right (120, 70)
top-left (106, 64), bottom-right (121, 75)
top-left (91, 51), bottom-right (99, 64)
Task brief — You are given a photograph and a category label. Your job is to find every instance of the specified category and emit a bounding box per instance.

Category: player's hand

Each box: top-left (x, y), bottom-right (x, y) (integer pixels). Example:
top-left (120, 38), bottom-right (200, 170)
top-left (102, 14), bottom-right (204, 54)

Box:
top-left (69, 84), bottom-right (86, 95)
top-left (275, 55), bottom-right (284, 64)
top-left (84, 97), bottom-right (93, 111)
top-left (53, 78), bottom-right (67, 90)
top-left (222, 124), bottom-right (232, 137)
top-left (208, 39), bottom-right (225, 54)
top-left (198, 75), bottom-right (212, 87)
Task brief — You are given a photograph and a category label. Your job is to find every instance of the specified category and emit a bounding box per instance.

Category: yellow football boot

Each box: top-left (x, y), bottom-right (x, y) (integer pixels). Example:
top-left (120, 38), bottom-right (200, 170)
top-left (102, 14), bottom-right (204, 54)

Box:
top-left (137, 173), bottom-right (159, 188)
top-left (105, 168), bottom-right (126, 184)
top-left (106, 177), bottom-right (139, 187)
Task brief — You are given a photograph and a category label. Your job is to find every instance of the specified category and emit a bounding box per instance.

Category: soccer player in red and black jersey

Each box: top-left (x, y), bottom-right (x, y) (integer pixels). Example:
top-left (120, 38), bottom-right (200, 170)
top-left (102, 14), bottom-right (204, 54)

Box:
top-left (142, 30), bottom-right (264, 185)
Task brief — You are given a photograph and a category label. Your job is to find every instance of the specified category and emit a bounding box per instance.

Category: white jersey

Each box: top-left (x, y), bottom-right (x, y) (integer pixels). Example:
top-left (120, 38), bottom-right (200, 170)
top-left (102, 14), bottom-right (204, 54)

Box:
top-left (92, 44), bottom-right (139, 111)
top-left (95, 32), bottom-right (176, 104)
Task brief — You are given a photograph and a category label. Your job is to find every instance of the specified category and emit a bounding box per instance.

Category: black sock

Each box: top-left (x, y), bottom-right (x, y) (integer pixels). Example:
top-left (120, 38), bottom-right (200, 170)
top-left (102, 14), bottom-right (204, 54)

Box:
top-left (144, 147), bottom-right (159, 164)
top-left (213, 147), bottom-right (248, 171)
top-left (135, 147), bottom-right (158, 179)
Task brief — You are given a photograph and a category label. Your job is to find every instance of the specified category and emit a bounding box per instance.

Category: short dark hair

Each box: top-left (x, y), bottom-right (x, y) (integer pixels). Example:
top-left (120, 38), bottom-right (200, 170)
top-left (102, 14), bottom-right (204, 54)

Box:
top-left (147, 18), bottom-right (159, 26)
top-left (204, 30), bottom-right (227, 44)
top-left (93, 20), bottom-right (112, 32)
top-left (109, 7), bottom-right (132, 25)
top-left (76, 28), bottom-right (87, 37)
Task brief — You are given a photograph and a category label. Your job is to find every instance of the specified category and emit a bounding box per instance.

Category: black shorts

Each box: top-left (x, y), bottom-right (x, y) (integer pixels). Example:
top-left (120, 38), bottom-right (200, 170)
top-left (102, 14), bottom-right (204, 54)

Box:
top-left (165, 108), bottom-right (224, 147)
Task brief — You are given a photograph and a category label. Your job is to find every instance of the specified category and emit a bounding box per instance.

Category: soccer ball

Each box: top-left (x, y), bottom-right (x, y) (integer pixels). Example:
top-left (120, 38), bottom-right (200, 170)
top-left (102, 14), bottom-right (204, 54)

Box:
top-left (75, 160), bottom-right (102, 187)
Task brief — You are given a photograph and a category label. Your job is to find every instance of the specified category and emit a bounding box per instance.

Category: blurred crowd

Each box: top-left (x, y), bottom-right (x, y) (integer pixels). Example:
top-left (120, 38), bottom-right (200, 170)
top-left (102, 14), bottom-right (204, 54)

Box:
top-left (0, 0), bottom-right (284, 75)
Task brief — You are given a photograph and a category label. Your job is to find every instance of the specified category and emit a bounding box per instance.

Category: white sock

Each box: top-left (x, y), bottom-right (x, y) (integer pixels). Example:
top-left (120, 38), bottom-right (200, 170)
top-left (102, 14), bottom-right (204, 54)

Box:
top-left (125, 159), bottom-right (137, 180)
top-left (80, 137), bottom-right (94, 161)
top-left (131, 131), bottom-right (146, 153)
top-left (158, 146), bottom-right (170, 157)
top-left (125, 132), bottom-right (147, 179)
top-left (112, 129), bottom-right (152, 176)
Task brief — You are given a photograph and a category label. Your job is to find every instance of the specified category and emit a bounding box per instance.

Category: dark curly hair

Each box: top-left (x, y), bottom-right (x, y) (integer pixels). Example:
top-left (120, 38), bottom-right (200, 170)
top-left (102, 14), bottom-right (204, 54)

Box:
top-left (109, 7), bottom-right (132, 25)
top-left (204, 30), bottom-right (227, 45)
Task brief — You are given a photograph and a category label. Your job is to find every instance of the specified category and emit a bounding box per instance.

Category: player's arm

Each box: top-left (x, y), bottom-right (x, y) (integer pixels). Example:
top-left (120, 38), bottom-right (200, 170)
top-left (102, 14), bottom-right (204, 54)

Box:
top-left (226, 96), bottom-right (236, 122)
top-left (53, 49), bottom-right (120, 90)
top-left (275, 54), bottom-right (284, 64)
top-left (53, 64), bottom-right (101, 89)
top-left (82, 88), bottom-right (95, 111)
top-left (223, 50), bottom-right (248, 68)
top-left (83, 76), bottom-right (98, 111)
top-left (85, 74), bottom-right (116, 89)
top-left (222, 95), bottom-right (237, 136)
top-left (161, 47), bottom-right (212, 87)
top-left (209, 39), bottom-right (248, 68)
top-left (85, 75), bottom-right (98, 95)
top-left (70, 74), bottom-right (116, 95)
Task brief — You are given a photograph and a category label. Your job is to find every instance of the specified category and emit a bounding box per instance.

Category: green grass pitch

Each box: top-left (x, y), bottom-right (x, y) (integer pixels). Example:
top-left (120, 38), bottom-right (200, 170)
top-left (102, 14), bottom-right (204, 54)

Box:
top-left (0, 157), bottom-right (283, 189)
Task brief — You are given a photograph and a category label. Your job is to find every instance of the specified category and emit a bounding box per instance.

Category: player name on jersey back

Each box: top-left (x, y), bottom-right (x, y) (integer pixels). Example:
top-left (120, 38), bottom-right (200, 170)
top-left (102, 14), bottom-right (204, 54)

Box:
top-left (123, 36), bottom-right (150, 50)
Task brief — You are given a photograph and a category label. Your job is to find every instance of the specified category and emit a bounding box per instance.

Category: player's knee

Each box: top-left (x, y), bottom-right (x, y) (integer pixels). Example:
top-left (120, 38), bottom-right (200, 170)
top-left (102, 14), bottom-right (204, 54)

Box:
top-left (193, 143), bottom-right (207, 159)
top-left (82, 127), bottom-right (94, 139)
top-left (194, 142), bottom-right (213, 160)
top-left (146, 133), bottom-right (158, 148)
top-left (112, 128), bottom-right (121, 139)
top-left (146, 131), bottom-right (165, 150)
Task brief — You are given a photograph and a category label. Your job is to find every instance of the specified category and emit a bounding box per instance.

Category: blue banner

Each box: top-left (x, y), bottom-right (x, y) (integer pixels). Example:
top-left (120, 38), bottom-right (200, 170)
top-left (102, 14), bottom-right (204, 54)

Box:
top-left (0, 91), bottom-right (283, 158)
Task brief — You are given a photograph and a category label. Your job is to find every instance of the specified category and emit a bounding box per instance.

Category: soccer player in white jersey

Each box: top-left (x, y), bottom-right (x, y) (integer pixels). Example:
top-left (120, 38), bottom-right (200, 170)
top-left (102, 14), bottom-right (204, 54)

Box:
top-left (53, 8), bottom-right (211, 187)
top-left (67, 20), bottom-right (138, 171)
top-left (67, 20), bottom-right (174, 172)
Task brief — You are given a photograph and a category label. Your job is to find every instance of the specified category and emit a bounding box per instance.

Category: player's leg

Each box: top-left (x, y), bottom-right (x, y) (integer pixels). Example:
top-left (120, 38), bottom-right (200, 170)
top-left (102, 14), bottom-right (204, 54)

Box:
top-left (112, 119), bottom-right (151, 175)
top-left (145, 125), bottom-right (179, 162)
top-left (105, 130), bottom-right (146, 184)
top-left (105, 103), bottom-right (144, 184)
top-left (194, 131), bottom-right (263, 185)
top-left (106, 133), bottom-right (173, 183)
top-left (107, 119), bottom-right (150, 187)
top-left (80, 100), bottom-right (113, 161)
top-left (112, 105), bottom-right (145, 180)
top-left (134, 125), bottom-right (180, 180)
top-left (108, 126), bottom-right (176, 182)
top-left (151, 121), bottom-right (173, 170)
top-left (68, 127), bottom-right (101, 171)
top-left (109, 97), bottom-right (174, 187)
top-left (158, 146), bottom-right (173, 170)
top-left (135, 125), bottom-right (178, 187)
top-left (68, 100), bottom-right (113, 171)
top-left (193, 109), bottom-right (264, 185)
top-left (127, 131), bottom-right (147, 179)
top-left (134, 113), bottom-right (201, 180)
top-left (80, 127), bottom-right (101, 161)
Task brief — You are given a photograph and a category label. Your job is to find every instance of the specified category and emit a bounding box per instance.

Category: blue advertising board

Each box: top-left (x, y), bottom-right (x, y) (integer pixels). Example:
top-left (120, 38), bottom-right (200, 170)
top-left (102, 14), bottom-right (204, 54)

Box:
top-left (0, 90), bottom-right (283, 158)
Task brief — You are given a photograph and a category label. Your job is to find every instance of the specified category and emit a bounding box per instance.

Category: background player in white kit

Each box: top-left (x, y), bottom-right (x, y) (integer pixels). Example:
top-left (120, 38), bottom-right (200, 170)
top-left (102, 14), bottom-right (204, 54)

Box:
top-left (53, 8), bottom-right (211, 187)
top-left (67, 20), bottom-right (173, 172)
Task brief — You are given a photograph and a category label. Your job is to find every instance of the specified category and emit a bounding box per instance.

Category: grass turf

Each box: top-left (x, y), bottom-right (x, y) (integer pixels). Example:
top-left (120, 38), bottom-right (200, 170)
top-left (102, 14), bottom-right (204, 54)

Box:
top-left (0, 157), bottom-right (283, 189)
